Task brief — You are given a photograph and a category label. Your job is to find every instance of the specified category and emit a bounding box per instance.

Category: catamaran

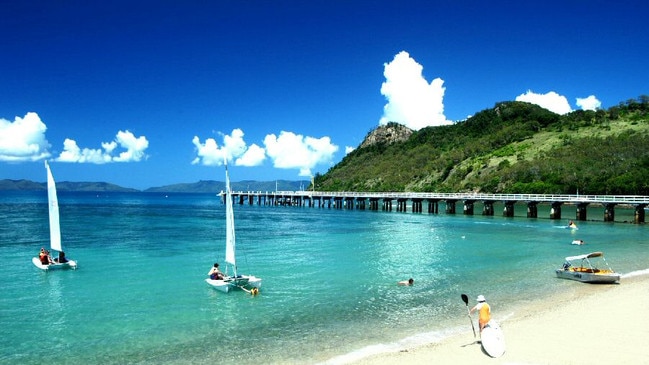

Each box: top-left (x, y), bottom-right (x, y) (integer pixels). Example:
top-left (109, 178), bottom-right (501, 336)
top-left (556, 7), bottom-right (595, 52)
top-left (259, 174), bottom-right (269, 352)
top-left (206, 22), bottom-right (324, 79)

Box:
top-left (32, 161), bottom-right (77, 270)
top-left (555, 251), bottom-right (619, 283)
top-left (205, 159), bottom-right (261, 293)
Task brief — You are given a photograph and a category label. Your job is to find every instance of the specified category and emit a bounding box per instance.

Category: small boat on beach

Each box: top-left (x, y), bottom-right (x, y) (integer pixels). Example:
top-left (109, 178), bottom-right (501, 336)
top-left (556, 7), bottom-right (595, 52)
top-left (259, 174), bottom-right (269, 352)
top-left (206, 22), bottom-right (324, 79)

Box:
top-left (555, 252), bottom-right (619, 284)
top-left (205, 159), bottom-right (261, 293)
top-left (32, 161), bottom-right (77, 271)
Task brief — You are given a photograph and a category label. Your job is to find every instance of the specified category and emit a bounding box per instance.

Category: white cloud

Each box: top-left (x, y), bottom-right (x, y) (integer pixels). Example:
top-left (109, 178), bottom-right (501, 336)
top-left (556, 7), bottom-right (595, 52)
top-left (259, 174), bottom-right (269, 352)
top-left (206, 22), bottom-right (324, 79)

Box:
top-left (57, 139), bottom-right (112, 163)
top-left (379, 51), bottom-right (452, 130)
top-left (222, 128), bottom-right (248, 160)
top-left (345, 146), bottom-right (355, 155)
top-left (236, 144), bottom-right (265, 167)
top-left (0, 112), bottom-right (51, 162)
top-left (515, 90), bottom-right (572, 115)
top-left (576, 95), bottom-right (601, 111)
top-left (193, 129), bottom-right (338, 176)
top-left (56, 130), bottom-right (149, 163)
top-left (192, 128), bottom-right (265, 167)
top-left (264, 131), bottom-right (338, 177)
top-left (113, 130), bottom-right (149, 162)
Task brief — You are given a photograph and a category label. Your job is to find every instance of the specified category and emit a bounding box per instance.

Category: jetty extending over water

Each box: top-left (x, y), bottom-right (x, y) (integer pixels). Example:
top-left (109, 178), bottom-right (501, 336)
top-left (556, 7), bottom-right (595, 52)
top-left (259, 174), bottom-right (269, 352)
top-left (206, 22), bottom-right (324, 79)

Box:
top-left (228, 191), bottom-right (649, 223)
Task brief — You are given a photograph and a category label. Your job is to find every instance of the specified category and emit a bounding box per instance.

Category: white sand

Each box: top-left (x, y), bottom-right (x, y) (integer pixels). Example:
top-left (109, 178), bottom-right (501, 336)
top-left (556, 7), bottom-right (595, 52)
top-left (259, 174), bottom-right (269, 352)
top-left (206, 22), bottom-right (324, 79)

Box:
top-left (352, 274), bottom-right (649, 365)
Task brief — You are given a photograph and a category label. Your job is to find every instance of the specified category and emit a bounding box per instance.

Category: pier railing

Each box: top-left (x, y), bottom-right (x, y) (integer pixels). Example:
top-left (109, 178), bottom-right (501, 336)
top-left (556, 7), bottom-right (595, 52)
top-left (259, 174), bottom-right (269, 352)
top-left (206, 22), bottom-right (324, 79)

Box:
top-left (243, 191), bottom-right (649, 205)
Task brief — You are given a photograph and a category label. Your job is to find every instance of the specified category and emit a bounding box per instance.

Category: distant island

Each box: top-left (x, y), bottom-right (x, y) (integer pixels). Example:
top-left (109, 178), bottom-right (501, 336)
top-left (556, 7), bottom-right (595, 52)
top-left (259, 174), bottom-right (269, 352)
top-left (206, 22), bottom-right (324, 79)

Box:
top-left (0, 179), bottom-right (311, 193)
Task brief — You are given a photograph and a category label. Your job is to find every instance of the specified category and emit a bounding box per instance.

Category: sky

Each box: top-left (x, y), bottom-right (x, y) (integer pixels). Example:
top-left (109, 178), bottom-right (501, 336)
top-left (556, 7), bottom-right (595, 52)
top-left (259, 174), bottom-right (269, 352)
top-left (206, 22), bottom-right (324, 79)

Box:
top-left (1, 0), bottom-right (647, 190)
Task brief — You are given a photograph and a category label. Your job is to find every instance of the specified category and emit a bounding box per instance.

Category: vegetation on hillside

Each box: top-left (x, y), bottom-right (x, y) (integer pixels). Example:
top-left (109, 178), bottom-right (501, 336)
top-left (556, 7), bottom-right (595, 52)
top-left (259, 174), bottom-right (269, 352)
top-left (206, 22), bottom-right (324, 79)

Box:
top-left (314, 96), bottom-right (649, 195)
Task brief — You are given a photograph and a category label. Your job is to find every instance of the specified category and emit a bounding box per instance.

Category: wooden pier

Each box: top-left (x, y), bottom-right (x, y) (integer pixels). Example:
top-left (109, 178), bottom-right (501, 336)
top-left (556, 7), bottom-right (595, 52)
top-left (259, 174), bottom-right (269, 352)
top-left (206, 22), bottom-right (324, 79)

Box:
top-left (228, 191), bottom-right (649, 224)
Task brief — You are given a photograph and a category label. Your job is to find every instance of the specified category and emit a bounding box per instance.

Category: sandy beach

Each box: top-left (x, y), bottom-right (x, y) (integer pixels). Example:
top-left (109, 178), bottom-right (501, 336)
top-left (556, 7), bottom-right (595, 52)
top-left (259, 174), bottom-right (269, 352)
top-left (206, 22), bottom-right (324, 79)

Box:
top-left (353, 273), bottom-right (649, 365)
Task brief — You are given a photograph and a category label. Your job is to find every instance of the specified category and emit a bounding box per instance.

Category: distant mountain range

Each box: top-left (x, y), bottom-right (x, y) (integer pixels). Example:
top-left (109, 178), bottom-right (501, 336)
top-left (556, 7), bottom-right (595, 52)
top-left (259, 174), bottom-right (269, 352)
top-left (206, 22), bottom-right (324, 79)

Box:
top-left (0, 179), bottom-right (310, 193)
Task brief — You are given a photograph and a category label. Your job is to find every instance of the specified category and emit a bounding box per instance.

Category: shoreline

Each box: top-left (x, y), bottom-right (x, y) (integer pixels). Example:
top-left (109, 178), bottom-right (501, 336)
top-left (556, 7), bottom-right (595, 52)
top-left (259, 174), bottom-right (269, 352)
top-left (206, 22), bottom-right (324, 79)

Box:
top-left (346, 271), bottom-right (649, 365)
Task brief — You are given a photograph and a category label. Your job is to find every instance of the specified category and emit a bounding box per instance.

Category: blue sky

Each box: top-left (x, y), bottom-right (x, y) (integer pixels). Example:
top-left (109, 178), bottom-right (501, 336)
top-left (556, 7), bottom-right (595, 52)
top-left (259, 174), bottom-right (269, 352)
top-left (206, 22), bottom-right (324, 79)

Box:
top-left (1, 1), bottom-right (647, 190)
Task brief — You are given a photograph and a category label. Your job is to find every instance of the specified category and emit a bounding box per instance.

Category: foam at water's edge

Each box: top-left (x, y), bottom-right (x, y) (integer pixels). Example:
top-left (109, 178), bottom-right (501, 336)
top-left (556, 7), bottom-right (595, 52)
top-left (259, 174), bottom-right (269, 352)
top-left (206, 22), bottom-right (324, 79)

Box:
top-left (622, 268), bottom-right (649, 278)
top-left (317, 326), bottom-right (466, 365)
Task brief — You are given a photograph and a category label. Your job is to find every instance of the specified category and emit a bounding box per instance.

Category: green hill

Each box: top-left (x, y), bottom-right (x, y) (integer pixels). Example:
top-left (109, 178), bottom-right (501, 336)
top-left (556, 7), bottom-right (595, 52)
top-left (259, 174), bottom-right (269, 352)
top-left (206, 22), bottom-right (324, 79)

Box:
top-left (314, 96), bottom-right (649, 195)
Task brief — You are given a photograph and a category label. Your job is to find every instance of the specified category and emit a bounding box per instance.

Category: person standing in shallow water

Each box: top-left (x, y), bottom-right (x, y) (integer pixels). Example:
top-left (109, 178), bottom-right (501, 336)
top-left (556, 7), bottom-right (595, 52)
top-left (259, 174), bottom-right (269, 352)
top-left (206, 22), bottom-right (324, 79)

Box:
top-left (470, 295), bottom-right (491, 333)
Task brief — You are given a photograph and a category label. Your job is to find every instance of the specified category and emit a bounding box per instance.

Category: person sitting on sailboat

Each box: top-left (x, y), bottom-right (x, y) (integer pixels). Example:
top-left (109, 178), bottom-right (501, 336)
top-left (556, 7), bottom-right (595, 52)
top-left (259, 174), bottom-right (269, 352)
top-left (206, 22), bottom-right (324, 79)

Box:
top-left (39, 248), bottom-right (53, 265)
top-left (54, 251), bottom-right (68, 263)
top-left (208, 263), bottom-right (224, 280)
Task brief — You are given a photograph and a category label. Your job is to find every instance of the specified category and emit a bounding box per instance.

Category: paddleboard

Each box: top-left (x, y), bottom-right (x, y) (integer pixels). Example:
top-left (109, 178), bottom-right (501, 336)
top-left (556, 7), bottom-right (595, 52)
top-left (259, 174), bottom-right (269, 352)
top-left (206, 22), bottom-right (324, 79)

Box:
top-left (481, 320), bottom-right (505, 358)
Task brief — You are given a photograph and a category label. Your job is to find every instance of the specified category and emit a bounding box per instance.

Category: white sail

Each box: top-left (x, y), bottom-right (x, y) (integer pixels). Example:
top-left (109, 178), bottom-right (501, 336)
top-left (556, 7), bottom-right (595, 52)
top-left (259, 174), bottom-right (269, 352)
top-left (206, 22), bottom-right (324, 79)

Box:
top-left (224, 160), bottom-right (236, 272)
top-left (45, 161), bottom-right (63, 253)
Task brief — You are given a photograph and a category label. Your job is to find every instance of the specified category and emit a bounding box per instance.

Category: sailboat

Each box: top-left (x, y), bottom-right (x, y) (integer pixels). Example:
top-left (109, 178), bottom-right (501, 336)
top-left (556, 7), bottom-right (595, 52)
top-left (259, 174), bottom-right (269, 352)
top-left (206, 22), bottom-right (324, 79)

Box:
top-left (32, 161), bottom-right (77, 270)
top-left (205, 159), bottom-right (261, 293)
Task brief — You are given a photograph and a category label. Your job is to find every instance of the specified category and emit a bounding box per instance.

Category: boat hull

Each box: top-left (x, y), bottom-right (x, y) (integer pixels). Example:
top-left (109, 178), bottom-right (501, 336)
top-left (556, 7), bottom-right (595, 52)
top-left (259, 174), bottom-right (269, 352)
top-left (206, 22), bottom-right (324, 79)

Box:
top-left (205, 275), bottom-right (262, 293)
top-left (555, 269), bottom-right (619, 283)
top-left (32, 257), bottom-right (78, 271)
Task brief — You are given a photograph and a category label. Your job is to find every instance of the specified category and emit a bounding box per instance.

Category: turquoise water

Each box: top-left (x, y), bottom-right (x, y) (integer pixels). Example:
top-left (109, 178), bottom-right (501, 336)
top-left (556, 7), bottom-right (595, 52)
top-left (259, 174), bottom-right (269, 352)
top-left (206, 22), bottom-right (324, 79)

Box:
top-left (1, 191), bottom-right (648, 364)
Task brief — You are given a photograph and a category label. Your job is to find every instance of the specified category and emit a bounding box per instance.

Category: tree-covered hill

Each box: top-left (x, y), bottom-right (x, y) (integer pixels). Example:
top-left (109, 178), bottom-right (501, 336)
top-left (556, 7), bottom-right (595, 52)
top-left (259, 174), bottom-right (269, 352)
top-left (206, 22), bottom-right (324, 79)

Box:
top-left (314, 96), bottom-right (649, 195)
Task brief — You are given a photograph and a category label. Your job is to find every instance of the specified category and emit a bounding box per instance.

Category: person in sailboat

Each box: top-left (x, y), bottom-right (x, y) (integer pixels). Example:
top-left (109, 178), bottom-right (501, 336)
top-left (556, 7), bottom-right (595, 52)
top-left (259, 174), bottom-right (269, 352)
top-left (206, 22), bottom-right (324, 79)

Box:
top-left (54, 251), bottom-right (68, 263)
top-left (208, 263), bottom-right (224, 280)
top-left (39, 248), bottom-right (53, 265)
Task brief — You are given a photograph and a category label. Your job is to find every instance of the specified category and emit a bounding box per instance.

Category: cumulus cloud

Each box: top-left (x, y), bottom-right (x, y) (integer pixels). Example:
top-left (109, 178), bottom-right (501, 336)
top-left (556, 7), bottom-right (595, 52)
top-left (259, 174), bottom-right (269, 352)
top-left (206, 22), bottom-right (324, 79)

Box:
top-left (515, 90), bottom-right (572, 114)
top-left (379, 51), bottom-right (452, 130)
top-left (576, 95), bottom-right (601, 111)
top-left (264, 131), bottom-right (339, 177)
top-left (345, 146), bottom-right (355, 155)
top-left (192, 136), bottom-right (224, 166)
top-left (0, 112), bottom-right (51, 162)
top-left (192, 129), bottom-right (339, 177)
top-left (56, 130), bottom-right (149, 163)
top-left (192, 129), bottom-right (265, 167)
top-left (236, 144), bottom-right (266, 167)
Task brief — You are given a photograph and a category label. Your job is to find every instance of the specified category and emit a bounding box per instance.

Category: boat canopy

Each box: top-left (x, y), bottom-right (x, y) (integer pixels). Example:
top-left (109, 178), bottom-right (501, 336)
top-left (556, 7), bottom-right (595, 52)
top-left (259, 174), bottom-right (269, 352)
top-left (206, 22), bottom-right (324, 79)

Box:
top-left (565, 252), bottom-right (604, 261)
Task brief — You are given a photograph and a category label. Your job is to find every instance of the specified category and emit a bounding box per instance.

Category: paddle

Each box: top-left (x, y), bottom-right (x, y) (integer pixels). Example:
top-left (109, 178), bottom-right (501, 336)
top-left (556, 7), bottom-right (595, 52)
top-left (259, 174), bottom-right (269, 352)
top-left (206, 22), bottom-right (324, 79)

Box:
top-left (461, 294), bottom-right (476, 338)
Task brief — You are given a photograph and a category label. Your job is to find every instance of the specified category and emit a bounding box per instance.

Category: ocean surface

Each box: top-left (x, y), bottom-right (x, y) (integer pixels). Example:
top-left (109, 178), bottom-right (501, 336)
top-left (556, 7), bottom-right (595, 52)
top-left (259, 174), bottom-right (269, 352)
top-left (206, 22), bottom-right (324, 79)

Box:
top-left (1, 191), bottom-right (648, 364)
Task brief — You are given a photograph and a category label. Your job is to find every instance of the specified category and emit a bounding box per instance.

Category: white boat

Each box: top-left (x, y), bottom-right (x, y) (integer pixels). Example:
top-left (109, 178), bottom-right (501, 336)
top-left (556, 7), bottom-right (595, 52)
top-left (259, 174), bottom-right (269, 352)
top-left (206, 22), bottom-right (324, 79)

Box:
top-left (32, 161), bottom-right (77, 270)
top-left (555, 252), bottom-right (619, 283)
top-left (205, 159), bottom-right (261, 293)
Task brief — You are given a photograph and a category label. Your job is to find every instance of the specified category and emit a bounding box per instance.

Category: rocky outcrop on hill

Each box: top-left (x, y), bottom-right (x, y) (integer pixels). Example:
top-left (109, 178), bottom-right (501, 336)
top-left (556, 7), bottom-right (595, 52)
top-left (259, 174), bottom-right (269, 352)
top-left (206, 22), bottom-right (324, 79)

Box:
top-left (359, 122), bottom-right (413, 149)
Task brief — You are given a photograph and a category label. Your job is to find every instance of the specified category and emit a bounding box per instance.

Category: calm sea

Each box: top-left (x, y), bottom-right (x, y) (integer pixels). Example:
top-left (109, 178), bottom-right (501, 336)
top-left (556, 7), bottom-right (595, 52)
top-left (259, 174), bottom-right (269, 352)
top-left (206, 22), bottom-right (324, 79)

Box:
top-left (1, 191), bottom-right (648, 364)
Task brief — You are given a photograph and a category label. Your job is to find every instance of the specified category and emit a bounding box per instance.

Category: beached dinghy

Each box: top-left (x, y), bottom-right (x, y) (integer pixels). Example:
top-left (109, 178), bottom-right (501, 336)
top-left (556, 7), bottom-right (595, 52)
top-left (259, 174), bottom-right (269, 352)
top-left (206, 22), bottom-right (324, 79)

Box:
top-left (555, 252), bottom-right (619, 283)
top-left (32, 161), bottom-right (77, 270)
top-left (205, 159), bottom-right (261, 293)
